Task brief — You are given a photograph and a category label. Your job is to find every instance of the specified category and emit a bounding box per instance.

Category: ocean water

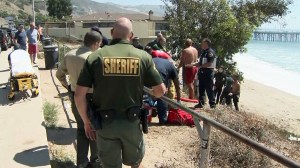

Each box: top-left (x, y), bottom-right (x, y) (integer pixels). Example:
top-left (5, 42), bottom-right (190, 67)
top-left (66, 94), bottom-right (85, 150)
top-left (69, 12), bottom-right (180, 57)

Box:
top-left (234, 40), bottom-right (300, 97)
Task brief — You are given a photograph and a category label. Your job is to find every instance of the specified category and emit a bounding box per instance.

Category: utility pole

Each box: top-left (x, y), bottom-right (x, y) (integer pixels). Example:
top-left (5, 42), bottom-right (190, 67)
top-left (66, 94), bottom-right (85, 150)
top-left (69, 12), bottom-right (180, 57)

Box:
top-left (45, 0), bottom-right (47, 14)
top-left (32, 0), bottom-right (47, 23)
top-left (32, 0), bottom-right (35, 24)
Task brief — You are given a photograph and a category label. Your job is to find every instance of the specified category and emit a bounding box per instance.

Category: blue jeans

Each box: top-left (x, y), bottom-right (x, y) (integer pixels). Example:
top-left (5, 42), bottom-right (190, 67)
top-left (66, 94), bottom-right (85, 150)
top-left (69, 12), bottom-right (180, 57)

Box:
top-left (157, 98), bottom-right (168, 124)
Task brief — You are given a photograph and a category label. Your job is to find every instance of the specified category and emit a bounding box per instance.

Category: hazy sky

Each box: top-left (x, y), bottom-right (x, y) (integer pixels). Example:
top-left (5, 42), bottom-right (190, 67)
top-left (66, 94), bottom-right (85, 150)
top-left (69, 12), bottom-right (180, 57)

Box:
top-left (94, 0), bottom-right (164, 5)
top-left (261, 0), bottom-right (300, 30)
top-left (93, 0), bottom-right (299, 30)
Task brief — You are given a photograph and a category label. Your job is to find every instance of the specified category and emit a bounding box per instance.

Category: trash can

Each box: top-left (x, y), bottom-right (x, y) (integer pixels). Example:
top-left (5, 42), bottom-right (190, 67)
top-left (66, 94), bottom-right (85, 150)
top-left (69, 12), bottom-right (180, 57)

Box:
top-left (43, 45), bottom-right (58, 69)
top-left (42, 37), bottom-right (52, 46)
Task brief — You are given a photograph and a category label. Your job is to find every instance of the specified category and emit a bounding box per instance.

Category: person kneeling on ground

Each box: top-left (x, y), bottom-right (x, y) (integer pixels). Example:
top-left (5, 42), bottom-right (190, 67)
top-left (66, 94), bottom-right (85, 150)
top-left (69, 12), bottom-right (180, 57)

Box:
top-left (152, 56), bottom-right (181, 124)
top-left (220, 72), bottom-right (233, 105)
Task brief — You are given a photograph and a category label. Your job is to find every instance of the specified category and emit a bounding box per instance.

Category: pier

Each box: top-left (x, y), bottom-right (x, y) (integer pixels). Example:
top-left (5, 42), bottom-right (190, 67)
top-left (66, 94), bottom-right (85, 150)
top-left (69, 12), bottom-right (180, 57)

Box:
top-left (253, 30), bottom-right (300, 42)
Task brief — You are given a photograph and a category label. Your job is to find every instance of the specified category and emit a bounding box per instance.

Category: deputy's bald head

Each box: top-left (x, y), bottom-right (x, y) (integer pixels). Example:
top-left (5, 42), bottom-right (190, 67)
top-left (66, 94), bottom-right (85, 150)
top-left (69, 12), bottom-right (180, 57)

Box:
top-left (111, 17), bottom-right (133, 40)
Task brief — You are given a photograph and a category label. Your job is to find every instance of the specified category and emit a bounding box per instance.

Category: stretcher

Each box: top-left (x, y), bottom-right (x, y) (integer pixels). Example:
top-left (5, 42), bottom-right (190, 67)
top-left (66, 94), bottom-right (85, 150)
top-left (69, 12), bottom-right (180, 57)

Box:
top-left (7, 50), bottom-right (39, 100)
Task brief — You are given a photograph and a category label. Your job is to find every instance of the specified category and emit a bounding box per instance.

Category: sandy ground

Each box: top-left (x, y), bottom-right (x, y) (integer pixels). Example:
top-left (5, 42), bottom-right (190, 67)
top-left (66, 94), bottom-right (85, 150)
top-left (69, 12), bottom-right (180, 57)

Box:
top-left (240, 80), bottom-right (300, 135)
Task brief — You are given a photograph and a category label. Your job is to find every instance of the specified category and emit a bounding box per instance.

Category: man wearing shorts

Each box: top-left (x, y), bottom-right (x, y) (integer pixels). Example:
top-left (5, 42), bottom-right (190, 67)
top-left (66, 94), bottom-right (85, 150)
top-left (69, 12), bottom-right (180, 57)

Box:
top-left (26, 22), bottom-right (39, 64)
top-left (178, 39), bottom-right (198, 99)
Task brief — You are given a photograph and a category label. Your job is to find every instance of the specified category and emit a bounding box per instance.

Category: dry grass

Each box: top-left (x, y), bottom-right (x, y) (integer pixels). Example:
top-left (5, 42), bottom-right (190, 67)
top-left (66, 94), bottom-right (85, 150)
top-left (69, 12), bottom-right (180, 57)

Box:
top-left (49, 143), bottom-right (75, 168)
top-left (185, 105), bottom-right (300, 167)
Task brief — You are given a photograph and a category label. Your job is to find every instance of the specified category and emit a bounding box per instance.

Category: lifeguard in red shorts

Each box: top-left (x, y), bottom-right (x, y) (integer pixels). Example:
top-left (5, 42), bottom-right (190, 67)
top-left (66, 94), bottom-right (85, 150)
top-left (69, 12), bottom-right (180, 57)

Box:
top-left (178, 39), bottom-right (198, 99)
top-left (26, 22), bottom-right (39, 64)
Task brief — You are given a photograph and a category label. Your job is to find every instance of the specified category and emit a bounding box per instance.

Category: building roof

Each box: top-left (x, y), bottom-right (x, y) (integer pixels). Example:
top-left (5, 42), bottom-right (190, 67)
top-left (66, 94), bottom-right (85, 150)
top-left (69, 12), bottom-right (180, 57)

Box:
top-left (73, 13), bottom-right (164, 21)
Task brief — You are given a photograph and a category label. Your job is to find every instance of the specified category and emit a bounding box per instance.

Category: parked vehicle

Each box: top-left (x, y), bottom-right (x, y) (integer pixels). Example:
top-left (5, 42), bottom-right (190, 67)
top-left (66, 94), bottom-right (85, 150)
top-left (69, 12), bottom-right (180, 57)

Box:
top-left (2, 27), bottom-right (16, 40)
top-left (0, 29), bottom-right (13, 51)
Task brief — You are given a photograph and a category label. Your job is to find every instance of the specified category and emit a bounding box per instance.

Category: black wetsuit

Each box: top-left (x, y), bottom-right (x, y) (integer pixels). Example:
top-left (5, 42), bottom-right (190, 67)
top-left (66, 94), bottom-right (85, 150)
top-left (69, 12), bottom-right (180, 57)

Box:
top-left (214, 72), bottom-right (226, 104)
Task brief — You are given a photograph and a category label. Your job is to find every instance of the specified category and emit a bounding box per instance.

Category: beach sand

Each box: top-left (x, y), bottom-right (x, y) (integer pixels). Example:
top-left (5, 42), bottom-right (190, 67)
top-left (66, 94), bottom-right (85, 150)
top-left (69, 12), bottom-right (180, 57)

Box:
top-left (239, 80), bottom-right (300, 135)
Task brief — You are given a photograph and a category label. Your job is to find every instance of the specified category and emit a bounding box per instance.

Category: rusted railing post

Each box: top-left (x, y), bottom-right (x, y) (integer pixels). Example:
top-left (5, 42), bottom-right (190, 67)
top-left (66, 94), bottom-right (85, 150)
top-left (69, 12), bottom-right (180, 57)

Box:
top-left (193, 117), bottom-right (211, 168)
top-left (199, 121), bottom-right (211, 168)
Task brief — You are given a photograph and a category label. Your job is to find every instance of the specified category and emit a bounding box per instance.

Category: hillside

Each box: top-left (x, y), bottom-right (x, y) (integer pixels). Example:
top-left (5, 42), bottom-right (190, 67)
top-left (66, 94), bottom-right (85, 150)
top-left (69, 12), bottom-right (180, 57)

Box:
top-left (72, 0), bottom-right (164, 17)
top-left (115, 4), bottom-right (165, 16)
top-left (71, 0), bottom-right (165, 17)
top-left (71, 0), bottom-right (142, 17)
top-left (0, 0), bottom-right (32, 15)
top-left (0, 0), bottom-right (47, 19)
top-left (0, 0), bottom-right (164, 21)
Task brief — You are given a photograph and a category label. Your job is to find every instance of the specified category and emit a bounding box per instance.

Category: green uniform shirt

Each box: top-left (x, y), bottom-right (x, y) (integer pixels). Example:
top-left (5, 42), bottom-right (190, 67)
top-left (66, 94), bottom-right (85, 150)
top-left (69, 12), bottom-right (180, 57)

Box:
top-left (77, 39), bottom-right (163, 112)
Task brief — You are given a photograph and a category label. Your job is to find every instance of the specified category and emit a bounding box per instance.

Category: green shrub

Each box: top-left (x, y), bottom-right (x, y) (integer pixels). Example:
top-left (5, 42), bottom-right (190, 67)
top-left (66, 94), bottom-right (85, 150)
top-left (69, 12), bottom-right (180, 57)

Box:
top-left (43, 101), bottom-right (58, 128)
top-left (58, 45), bottom-right (71, 63)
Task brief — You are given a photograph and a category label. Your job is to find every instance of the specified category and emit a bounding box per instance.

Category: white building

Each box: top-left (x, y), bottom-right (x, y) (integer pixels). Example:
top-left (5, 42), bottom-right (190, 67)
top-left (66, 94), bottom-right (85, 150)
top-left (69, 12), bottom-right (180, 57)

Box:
top-left (45, 12), bottom-right (168, 45)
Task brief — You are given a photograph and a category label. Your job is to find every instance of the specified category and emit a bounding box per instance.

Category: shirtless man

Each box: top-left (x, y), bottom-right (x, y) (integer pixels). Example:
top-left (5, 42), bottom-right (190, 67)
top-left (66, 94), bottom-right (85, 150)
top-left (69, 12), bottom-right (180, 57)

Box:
top-left (178, 39), bottom-right (198, 99)
top-left (227, 74), bottom-right (240, 111)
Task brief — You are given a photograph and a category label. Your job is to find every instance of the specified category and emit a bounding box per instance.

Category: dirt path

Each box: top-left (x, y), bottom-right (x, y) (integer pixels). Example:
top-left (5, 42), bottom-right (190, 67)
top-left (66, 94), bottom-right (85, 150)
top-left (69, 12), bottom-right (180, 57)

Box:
top-left (38, 60), bottom-right (77, 167)
top-left (0, 48), bottom-right (50, 168)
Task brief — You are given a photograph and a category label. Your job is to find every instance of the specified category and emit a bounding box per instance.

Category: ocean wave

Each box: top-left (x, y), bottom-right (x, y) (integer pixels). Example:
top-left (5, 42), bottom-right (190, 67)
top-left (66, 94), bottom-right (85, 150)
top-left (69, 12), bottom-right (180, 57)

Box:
top-left (234, 53), bottom-right (300, 97)
top-left (245, 41), bottom-right (300, 73)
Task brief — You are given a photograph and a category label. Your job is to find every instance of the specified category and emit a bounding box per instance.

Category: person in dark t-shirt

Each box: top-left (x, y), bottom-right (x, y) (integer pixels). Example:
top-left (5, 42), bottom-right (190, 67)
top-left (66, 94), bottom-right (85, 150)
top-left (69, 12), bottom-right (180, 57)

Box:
top-left (14, 25), bottom-right (27, 50)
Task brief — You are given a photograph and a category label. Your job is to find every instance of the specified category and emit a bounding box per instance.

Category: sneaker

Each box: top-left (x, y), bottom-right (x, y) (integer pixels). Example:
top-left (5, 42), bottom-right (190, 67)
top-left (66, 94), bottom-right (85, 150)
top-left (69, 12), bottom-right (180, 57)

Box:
top-left (194, 103), bottom-right (203, 109)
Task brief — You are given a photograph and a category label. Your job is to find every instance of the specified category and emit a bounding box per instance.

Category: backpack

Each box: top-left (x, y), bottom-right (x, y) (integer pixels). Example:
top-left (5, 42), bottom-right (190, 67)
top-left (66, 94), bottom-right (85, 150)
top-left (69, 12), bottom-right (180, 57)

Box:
top-left (167, 108), bottom-right (195, 126)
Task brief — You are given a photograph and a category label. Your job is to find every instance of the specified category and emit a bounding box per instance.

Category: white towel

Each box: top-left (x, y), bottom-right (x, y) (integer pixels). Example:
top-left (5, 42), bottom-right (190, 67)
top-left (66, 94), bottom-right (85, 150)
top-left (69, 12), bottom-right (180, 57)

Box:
top-left (10, 50), bottom-right (35, 77)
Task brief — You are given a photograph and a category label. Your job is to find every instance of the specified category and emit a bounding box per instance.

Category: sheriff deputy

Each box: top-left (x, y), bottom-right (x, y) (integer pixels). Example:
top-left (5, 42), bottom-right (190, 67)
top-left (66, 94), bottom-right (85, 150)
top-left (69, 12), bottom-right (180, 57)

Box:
top-left (74, 17), bottom-right (166, 168)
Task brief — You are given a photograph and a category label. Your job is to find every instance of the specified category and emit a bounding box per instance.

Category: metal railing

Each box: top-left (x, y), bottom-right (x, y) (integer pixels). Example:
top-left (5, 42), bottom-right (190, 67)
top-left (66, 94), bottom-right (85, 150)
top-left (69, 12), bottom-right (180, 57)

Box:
top-left (143, 87), bottom-right (300, 168)
top-left (41, 37), bottom-right (300, 167)
top-left (51, 38), bottom-right (73, 63)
